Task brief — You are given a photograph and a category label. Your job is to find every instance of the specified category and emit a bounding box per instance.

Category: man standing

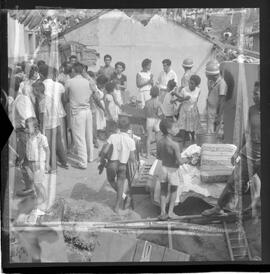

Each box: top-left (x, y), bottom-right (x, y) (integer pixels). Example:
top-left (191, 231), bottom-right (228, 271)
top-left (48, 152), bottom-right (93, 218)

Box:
top-left (156, 59), bottom-right (178, 103)
top-left (97, 54), bottom-right (115, 80)
top-left (202, 82), bottom-right (261, 216)
top-left (65, 63), bottom-right (94, 169)
top-left (205, 60), bottom-right (228, 133)
top-left (69, 55), bottom-right (77, 65)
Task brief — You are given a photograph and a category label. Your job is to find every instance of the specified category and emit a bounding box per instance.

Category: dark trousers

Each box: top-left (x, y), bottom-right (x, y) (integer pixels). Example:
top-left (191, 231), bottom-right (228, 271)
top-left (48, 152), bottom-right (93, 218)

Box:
top-left (218, 154), bottom-right (261, 208)
top-left (45, 126), bottom-right (67, 171)
top-left (15, 128), bottom-right (27, 163)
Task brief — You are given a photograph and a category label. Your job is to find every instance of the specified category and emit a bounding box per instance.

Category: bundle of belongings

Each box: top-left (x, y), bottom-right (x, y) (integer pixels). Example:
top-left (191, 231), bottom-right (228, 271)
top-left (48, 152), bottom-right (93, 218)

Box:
top-left (149, 143), bottom-right (238, 209)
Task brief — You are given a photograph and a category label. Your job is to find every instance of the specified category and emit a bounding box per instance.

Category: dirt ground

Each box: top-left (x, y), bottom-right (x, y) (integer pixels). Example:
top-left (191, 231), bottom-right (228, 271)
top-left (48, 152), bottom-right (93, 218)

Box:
top-left (9, 144), bottom-right (261, 262)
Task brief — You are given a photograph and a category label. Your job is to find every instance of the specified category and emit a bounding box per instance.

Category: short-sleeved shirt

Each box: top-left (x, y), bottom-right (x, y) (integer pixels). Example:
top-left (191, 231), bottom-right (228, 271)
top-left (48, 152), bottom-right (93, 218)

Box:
top-left (157, 69), bottom-right (178, 90)
top-left (26, 132), bottom-right (48, 163)
top-left (107, 132), bottom-right (136, 164)
top-left (97, 65), bottom-right (115, 80)
top-left (180, 86), bottom-right (200, 111)
top-left (144, 98), bottom-right (162, 119)
top-left (39, 96), bottom-right (59, 129)
top-left (111, 72), bottom-right (127, 90)
top-left (12, 94), bottom-right (36, 129)
top-left (207, 76), bottom-right (227, 110)
top-left (43, 79), bottom-right (66, 118)
top-left (65, 75), bottom-right (93, 112)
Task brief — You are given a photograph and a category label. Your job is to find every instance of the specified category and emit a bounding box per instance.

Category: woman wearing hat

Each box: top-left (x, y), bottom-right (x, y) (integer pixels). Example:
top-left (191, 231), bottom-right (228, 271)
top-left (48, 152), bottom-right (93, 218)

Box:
top-left (181, 58), bottom-right (194, 89)
top-left (205, 60), bottom-right (228, 133)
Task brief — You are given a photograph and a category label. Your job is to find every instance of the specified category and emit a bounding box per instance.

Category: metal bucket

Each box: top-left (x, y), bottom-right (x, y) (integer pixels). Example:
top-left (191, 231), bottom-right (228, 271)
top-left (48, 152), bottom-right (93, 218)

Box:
top-left (196, 133), bottom-right (217, 146)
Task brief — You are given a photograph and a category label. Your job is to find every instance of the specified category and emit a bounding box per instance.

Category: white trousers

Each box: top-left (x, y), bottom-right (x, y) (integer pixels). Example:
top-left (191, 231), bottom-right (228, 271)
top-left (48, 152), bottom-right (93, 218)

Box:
top-left (71, 108), bottom-right (94, 166)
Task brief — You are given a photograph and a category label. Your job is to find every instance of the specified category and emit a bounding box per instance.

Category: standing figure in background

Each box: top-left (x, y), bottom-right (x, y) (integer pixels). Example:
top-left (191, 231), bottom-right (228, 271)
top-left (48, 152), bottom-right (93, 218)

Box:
top-left (69, 55), bottom-right (77, 65)
top-left (162, 79), bottom-right (178, 120)
top-left (180, 58), bottom-right (194, 89)
top-left (144, 86), bottom-right (165, 158)
top-left (175, 75), bottom-right (201, 148)
top-left (111, 62), bottom-right (128, 104)
top-left (65, 63), bottom-right (94, 169)
top-left (156, 59), bottom-right (178, 103)
top-left (205, 60), bottom-right (228, 133)
top-left (136, 58), bottom-right (153, 109)
top-left (97, 54), bottom-right (115, 80)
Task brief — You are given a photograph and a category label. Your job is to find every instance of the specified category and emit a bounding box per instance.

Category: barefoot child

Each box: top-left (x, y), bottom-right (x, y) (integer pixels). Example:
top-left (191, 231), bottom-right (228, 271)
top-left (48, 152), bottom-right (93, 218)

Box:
top-left (103, 116), bottom-right (136, 213)
top-left (156, 118), bottom-right (187, 220)
top-left (22, 117), bottom-right (50, 214)
top-left (144, 86), bottom-right (165, 158)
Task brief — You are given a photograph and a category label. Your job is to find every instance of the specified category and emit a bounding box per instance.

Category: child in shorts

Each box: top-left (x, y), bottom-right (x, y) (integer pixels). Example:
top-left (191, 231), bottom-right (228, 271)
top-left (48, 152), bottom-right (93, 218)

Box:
top-left (144, 86), bottom-right (165, 158)
top-left (156, 118), bottom-right (187, 220)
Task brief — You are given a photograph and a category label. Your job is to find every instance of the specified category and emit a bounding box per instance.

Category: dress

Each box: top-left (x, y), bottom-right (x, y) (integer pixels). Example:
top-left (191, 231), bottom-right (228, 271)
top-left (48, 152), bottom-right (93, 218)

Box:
top-left (137, 71), bottom-right (152, 107)
top-left (177, 86), bottom-right (200, 132)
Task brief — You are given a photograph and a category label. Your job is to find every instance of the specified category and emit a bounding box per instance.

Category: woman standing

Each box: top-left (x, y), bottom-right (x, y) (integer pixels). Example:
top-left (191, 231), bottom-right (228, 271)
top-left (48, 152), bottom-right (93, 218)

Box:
top-left (136, 58), bottom-right (153, 108)
top-left (111, 62), bottom-right (127, 104)
top-left (175, 75), bottom-right (201, 148)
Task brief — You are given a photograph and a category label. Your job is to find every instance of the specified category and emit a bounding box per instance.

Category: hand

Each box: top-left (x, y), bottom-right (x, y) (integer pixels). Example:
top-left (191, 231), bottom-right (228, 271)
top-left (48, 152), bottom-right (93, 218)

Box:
top-left (231, 151), bottom-right (239, 166)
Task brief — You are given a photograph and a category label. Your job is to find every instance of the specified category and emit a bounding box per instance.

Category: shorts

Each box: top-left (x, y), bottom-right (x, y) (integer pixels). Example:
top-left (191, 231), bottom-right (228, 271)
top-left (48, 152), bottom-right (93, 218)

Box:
top-left (160, 165), bottom-right (182, 186)
top-left (106, 160), bottom-right (127, 182)
top-left (147, 118), bottom-right (160, 132)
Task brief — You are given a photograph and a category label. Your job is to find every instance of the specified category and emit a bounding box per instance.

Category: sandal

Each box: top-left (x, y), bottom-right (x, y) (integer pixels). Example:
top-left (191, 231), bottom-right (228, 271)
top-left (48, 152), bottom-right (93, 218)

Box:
top-left (158, 214), bottom-right (169, 221)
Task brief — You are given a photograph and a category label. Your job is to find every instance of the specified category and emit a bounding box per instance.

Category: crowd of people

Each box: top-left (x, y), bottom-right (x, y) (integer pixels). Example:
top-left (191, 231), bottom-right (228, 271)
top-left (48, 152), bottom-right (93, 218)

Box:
top-left (7, 52), bottom-right (260, 218)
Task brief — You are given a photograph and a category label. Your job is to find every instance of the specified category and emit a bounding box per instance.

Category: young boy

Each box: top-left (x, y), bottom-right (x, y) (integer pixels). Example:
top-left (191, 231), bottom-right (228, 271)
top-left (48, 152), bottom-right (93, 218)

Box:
top-left (102, 116), bottom-right (136, 213)
top-left (156, 118), bottom-right (187, 220)
top-left (144, 86), bottom-right (165, 158)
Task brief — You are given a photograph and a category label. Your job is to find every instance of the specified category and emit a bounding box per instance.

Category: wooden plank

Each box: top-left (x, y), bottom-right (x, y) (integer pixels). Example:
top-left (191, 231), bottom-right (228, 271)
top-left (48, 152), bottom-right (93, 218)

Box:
top-left (91, 232), bottom-right (137, 262)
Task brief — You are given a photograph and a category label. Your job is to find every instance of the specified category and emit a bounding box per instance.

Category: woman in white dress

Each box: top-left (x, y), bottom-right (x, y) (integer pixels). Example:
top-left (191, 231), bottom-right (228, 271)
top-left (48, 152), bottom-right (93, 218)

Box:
top-left (136, 59), bottom-right (154, 108)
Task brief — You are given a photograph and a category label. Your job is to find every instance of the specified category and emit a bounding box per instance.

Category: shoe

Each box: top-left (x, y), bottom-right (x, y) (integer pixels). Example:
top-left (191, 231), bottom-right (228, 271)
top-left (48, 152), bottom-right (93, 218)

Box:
top-left (201, 206), bottom-right (223, 216)
top-left (59, 162), bottom-right (69, 169)
top-left (74, 163), bottom-right (87, 169)
top-left (158, 213), bottom-right (169, 221)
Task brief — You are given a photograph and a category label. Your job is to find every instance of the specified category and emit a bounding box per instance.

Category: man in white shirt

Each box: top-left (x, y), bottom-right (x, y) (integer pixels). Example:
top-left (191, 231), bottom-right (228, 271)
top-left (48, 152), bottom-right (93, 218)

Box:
top-left (65, 63), bottom-right (94, 168)
top-left (156, 59), bottom-right (178, 103)
top-left (103, 116), bottom-right (136, 213)
top-left (38, 65), bottom-right (69, 172)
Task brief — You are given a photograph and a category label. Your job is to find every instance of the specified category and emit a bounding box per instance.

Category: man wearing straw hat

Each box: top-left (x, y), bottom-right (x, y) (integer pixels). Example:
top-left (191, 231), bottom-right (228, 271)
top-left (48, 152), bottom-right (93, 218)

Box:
top-left (205, 60), bottom-right (228, 133)
top-left (180, 57), bottom-right (194, 88)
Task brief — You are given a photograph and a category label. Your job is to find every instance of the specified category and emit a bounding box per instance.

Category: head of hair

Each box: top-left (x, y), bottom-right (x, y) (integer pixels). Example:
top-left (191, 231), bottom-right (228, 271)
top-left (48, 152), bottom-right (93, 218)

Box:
top-left (162, 59), bottom-right (171, 66)
top-left (37, 60), bottom-right (46, 68)
top-left (159, 118), bottom-right (174, 135)
top-left (115, 61), bottom-right (126, 71)
top-left (142, 58), bottom-right (152, 69)
top-left (105, 81), bottom-right (116, 93)
top-left (25, 117), bottom-right (39, 133)
top-left (150, 86), bottom-right (159, 98)
top-left (87, 71), bottom-right (95, 79)
top-left (104, 54), bottom-right (112, 61)
top-left (20, 61), bottom-right (26, 73)
top-left (72, 62), bottom-right (84, 74)
top-left (15, 67), bottom-right (23, 75)
top-left (83, 64), bottom-right (88, 71)
top-left (167, 79), bottom-right (177, 91)
top-left (38, 64), bottom-right (49, 79)
top-left (61, 61), bottom-right (72, 75)
top-left (189, 75), bottom-right (201, 87)
top-left (118, 116), bottom-right (130, 132)
top-left (28, 65), bottom-right (39, 79)
top-left (96, 75), bottom-right (109, 86)
top-left (32, 80), bottom-right (45, 95)
top-left (14, 76), bottom-right (23, 92)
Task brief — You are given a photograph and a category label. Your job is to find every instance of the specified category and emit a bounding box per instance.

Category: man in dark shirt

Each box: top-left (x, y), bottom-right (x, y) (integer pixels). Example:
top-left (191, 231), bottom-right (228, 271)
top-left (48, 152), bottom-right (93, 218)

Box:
top-left (202, 81), bottom-right (261, 216)
top-left (156, 118), bottom-right (187, 220)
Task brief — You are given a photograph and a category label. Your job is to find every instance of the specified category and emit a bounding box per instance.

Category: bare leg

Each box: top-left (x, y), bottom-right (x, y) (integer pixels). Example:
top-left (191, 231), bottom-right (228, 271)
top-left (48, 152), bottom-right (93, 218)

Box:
top-left (146, 127), bottom-right (152, 158)
top-left (160, 182), bottom-right (168, 217)
top-left (168, 185), bottom-right (179, 219)
top-left (114, 177), bottom-right (125, 213)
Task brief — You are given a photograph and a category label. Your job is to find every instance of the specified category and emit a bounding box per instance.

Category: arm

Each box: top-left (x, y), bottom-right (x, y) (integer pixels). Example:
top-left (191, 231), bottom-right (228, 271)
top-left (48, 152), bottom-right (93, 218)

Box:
top-left (174, 143), bottom-right (188, 166)
top-left (216, 95), bottom-right (226, 123)
top-left (39, 113), bottom-right (45, 134)
top-left (156, 141), bottom-right (161, 160)
top-left (128, 151), bottom-right (136, 163)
